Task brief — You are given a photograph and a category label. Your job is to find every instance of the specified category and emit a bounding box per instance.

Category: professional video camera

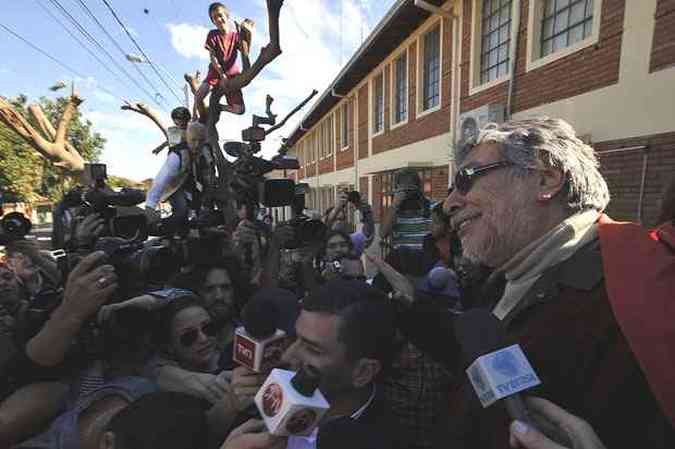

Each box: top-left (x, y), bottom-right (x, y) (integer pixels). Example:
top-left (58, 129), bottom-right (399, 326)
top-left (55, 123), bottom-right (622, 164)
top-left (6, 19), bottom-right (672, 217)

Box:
top-left (222, 91), bottom-right (318, 220)
top-left (0, 190), bottom-right (32, 245)
top-left (282, 183), bottom-right (327, 250)
top-left (59, 163), bottom-right (148, 242)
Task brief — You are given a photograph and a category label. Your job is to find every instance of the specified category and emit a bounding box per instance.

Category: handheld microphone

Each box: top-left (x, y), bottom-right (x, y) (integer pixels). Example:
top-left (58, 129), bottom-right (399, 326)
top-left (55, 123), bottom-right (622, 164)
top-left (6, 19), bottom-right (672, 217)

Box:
top-left (453, 308), bottom-right (541, 424)
top-left (255, 366), bottom-right (330, 436)
top-left (233, 296), bottom-right (287, 372)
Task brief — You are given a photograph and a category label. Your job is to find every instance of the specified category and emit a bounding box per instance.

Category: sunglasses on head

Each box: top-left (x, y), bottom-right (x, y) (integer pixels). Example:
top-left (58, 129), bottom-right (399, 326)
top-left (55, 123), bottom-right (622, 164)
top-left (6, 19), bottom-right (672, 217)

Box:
top-left (454, 161), bottom-right (513, 195)
top-left (179, 321), bottom-right (220, 347)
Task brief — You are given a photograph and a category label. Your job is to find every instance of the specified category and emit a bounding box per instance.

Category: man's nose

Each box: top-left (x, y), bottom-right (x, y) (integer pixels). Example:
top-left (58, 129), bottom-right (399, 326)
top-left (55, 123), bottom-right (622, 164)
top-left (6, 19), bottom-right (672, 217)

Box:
top-left (444, 188), bottom-right (465, 216)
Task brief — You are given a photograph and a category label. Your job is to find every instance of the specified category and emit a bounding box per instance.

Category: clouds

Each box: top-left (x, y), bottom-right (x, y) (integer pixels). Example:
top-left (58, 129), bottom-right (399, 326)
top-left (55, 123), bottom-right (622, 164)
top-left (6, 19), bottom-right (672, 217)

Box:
top-left (84, 109), bottom-right (167, 180)
top-left (167, 23), bottom-right (210, 60)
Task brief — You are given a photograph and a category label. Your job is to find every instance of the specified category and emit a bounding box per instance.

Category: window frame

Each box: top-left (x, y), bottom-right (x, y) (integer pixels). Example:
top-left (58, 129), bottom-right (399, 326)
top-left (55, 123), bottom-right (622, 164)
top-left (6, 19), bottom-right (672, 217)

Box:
top-left (468, 0), bottom-right (517, 95)
top-left (340, 100), bottom-right (350, 151)
top-left (417, 20), bottom-right (443, 117)
top-left (390, 48), bottom-right (409, 129)
top-left (525, 0), bottom-right (603, 72)
top-left (540, 0), bottom-right (594, 58)
top-left (371, 71), bottom-right (385, 137)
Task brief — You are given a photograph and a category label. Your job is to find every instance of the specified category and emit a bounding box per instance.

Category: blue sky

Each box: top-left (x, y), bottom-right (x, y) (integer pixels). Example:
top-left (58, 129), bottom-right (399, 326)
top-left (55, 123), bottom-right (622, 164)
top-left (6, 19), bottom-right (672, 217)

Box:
top-left (0, 0), bottom-right (396, 181)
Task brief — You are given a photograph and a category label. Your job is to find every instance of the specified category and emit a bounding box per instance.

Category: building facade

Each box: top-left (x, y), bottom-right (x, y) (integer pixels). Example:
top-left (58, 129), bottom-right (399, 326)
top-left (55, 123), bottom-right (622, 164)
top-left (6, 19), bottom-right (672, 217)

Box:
top-left (283, 0), bottom-right (675, 247)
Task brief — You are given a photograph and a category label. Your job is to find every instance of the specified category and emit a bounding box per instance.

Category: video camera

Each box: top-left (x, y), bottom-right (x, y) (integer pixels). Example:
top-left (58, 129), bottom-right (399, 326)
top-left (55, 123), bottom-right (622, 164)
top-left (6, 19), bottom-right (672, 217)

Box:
top-left (0, 190), bottom-right (32, 245)
top-left (60, 163), bottom-right (148, 241)
top-left (281, 183), bottom-right (327, 250)
top-left (222, 95), bottom-right (301, 216)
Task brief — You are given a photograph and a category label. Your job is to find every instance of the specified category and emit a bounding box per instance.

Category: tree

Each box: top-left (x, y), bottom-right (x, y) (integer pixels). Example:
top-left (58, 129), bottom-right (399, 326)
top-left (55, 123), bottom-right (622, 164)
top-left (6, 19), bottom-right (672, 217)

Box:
top-left (0, 95), bottom-right (105, 202)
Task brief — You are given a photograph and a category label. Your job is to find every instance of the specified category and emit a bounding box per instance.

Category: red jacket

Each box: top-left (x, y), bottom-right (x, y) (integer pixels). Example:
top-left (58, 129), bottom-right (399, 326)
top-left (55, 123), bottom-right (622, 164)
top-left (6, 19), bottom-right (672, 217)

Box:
top-left (599, 217), bottom-right (675, 427)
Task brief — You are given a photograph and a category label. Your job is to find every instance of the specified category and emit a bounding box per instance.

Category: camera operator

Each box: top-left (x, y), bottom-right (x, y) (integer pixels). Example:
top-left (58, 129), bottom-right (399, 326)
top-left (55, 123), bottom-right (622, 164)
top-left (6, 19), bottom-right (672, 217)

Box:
top-left (4, 240), bottom-right (62, 297)
top-left (0, 251), bottom-right (118, 446)
top-left (318, 230), bottom-right (366, 283)
top-left (380, 168), bottom-right (433, 260)
top-left (324, 190), bottom-right (374, 258)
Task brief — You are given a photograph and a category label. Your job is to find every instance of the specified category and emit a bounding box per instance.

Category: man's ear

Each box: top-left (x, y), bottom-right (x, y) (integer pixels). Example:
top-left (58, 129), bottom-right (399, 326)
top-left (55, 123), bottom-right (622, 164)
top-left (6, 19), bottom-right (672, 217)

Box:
top-left (537, 167), bottom-right (566, 201)
top-left (100, 431), bottom-right (115, 449)
top-left (352, 358), bottom-right (381, 389)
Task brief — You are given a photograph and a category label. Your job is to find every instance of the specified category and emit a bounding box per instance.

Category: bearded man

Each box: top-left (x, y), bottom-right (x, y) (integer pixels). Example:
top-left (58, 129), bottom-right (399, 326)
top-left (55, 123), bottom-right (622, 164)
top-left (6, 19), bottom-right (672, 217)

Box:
top-left (393, 118), bottom-right (673, 449)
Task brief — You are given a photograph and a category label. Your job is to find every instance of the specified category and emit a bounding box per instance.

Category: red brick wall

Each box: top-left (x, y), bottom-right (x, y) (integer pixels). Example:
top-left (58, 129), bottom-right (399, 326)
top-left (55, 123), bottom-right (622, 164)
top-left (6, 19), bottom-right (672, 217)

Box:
top-left (358, 84), bottom-right (369, 160)
top-left (306, 163), bottom-right (317, 178)
top-left (336, 148), bottom-right (355, 171)
top-left (595, 132), bottom-right (675, 227)
top-left (650, 0), bottom-right (675, 72)
top-left (373, 18), bottom-right (453, 155)
top-left (461, 0), bottom-right (625, 114)
top-left (298, 167), bottom-right (305, 180)
top-left (319, 155), bottom-right (334, 174)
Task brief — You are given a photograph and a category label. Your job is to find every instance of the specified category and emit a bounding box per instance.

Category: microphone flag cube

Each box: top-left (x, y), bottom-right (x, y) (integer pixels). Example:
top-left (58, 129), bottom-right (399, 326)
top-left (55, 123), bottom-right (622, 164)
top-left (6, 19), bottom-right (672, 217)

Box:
top-left (255, 368), bottom-right (330, 436)
top-left (233, 327), bottom-right (287, 372)
top-left (466, 344), bottom-right (541, 408)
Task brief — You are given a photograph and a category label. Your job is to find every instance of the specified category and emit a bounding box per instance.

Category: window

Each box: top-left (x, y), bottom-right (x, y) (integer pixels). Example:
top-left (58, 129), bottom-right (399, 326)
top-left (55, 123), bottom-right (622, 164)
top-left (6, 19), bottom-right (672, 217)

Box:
top-left (480, 0), bottom-right (512, 84)
top-left (422, 25), bottom-right (441, 111)
top-left (541, 0), bottom-right (594, 57)
top-left (327, 114), bottom-right (334, 156)
top-left (372, 73), bottom-right (384, 134)
top-left (393, 52), bottom-right (408, 124)
top-left (341, 102), bottom-right (349, 149)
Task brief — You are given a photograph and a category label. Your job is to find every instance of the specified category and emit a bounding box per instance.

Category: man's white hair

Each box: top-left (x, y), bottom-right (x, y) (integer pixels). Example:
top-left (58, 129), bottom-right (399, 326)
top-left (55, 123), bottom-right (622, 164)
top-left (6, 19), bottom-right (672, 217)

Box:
top-left (457, 117), bottom-right (610, 212)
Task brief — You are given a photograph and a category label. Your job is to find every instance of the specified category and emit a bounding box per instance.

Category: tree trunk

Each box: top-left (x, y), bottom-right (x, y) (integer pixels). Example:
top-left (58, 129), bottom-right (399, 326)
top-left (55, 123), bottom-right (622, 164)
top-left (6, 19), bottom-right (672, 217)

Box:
top-left (0, 95), bottom-right (85, 173)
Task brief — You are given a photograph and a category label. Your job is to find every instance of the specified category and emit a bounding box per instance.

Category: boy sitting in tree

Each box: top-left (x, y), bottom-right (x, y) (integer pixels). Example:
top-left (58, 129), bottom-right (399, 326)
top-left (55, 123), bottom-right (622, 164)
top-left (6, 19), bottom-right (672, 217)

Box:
top-left (192, 2), bottom-right (254, 120)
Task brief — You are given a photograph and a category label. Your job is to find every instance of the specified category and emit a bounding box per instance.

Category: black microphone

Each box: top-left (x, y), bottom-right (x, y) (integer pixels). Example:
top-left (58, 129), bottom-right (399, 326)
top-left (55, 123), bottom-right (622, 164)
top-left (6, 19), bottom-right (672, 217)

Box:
top-left (233, 296), bottom-right (287, 372)
top-left (453, 308), bottom-right (541, 425)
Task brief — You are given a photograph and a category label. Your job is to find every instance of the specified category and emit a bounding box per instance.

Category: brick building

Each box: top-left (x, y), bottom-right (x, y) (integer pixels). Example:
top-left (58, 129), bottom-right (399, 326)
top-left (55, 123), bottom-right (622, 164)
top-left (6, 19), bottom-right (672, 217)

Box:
top-left (282, 0), bottom-right (675, 250)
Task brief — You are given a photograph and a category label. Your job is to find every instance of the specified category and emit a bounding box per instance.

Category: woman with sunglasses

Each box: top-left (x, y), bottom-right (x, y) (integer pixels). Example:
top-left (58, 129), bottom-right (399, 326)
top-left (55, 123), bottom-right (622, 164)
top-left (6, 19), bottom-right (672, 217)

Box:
top-left (146, 294), bottom-right (239, 406)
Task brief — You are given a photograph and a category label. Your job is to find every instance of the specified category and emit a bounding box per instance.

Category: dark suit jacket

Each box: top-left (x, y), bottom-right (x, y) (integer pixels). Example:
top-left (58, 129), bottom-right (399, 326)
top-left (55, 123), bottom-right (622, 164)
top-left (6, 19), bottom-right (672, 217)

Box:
top-left (399, 237), bottom-right (674, 449)
top-left (317, 392), bottom-right (409, 449)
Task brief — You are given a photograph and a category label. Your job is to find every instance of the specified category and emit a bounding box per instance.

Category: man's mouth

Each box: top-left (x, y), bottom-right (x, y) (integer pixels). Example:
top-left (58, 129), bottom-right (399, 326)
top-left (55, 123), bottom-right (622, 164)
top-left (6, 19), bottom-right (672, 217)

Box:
top-left (452, 214), bottom-right (480, 235)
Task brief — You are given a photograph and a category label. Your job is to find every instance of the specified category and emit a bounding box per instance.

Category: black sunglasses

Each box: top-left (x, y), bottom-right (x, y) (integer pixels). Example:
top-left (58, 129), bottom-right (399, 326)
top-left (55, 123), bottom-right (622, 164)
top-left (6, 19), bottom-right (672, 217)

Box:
top-left (179, 321), bottom-right (220, 347)
top-left (454, 161), bottom-right (513, 195)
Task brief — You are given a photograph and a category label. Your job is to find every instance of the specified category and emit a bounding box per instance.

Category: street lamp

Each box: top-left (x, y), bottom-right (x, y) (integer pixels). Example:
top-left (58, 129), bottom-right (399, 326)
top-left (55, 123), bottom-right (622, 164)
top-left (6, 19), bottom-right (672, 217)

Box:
top-left (126, 53), bottom-right (187, 107)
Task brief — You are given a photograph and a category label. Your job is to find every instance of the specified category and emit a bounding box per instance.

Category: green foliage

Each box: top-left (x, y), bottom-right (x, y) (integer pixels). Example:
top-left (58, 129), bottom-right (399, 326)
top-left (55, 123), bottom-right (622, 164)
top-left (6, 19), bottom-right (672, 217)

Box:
top-left (0, 95), bottom-right (106, 202)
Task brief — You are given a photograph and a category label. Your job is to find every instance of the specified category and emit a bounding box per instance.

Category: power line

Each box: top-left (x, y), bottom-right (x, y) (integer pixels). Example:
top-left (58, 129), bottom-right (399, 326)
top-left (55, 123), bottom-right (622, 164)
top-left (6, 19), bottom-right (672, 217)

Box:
top-left (99, 0), bottom-right (184, 104)
top-left (34, 0), bottom-right (135, 97)
top-left (46, 0), bottom-right (165, 109)
top-left (0, 21), bottom-right (125, 102)
top-left (73, 0), bottom-right (174, 105)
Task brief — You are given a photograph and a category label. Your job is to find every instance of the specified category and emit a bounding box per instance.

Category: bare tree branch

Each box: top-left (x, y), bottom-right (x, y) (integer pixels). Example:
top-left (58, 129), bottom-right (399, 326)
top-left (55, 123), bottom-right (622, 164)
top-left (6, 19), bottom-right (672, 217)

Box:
top-left (265, 89), bottom-right (318, 136)
top-left (0, 95), bottom-right (85, 173)
top-left (121, 101), bottom-right (168, 139)
top-left (184, 71), bottom-right (207, 123)
top-left (28, 104), bottom-right (81, 160)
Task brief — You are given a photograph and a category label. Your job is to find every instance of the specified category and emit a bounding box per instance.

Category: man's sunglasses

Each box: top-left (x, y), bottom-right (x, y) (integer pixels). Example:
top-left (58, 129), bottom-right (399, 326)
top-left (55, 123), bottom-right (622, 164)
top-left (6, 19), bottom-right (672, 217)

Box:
top-left (179, 321), bottom-right (220, 347)
top-left (454, 161), bottom-right (513, 195)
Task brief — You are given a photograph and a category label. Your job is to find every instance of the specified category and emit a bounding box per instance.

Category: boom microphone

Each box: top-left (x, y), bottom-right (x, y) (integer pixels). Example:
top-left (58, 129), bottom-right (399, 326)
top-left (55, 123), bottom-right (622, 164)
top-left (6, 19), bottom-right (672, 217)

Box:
top-left (453, 308), bottom-right (541, 425)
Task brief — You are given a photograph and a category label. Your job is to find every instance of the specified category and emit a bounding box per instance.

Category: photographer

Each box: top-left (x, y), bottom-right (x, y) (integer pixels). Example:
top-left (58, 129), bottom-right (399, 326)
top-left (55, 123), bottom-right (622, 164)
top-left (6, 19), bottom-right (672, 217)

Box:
top-left (324, 190), bottom-right (374, 258)
top-left (318, 230), bottom-right (366, 283)
top-left (0, 251), bottom-right (118, 446)
top-left (380, 168), bottom-right (433, 255)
